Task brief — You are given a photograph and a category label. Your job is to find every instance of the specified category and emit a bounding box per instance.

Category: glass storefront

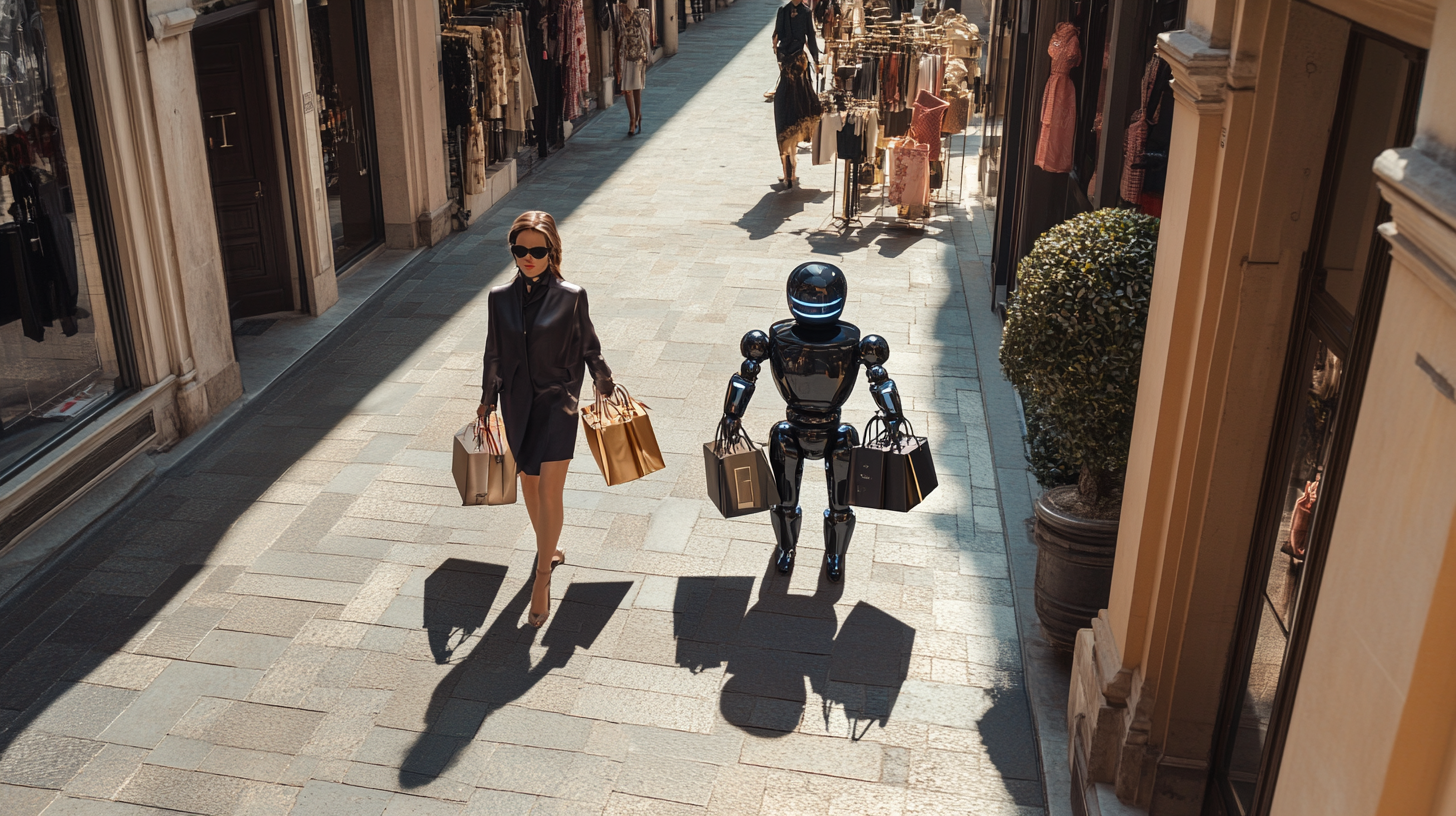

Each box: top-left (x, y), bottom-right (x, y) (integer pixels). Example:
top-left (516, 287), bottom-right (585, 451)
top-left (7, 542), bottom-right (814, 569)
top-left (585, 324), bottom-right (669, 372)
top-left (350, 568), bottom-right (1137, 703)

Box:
top-left (1210, 22), bottom-right (1424, 816)
top-left (308, 0), bottom-right (383, 270)
top-left (1, 0), bottom-right (129, 480)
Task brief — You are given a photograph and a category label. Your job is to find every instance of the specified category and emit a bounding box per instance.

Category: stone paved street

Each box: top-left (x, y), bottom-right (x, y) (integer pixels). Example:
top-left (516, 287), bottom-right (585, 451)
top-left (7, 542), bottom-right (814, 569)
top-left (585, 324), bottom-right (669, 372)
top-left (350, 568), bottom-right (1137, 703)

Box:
top-left (0, 0), bottom-right (1046, 813)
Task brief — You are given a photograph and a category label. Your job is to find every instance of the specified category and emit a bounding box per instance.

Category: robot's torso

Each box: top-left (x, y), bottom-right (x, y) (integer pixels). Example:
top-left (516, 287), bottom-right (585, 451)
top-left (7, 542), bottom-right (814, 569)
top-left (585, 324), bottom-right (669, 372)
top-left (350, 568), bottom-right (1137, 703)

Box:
top-left (766, 319), bottom-right (861, 424)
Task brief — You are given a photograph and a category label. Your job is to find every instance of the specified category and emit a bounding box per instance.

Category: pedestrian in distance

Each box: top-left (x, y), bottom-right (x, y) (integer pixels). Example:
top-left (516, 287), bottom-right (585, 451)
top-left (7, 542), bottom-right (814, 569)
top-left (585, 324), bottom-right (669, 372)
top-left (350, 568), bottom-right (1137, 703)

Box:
top-left (616, 0), bottom-right (653, 136)
top-left (772, 0), bottom-right (824, 187)
top-left (478, 211), bottom-right (615, 627)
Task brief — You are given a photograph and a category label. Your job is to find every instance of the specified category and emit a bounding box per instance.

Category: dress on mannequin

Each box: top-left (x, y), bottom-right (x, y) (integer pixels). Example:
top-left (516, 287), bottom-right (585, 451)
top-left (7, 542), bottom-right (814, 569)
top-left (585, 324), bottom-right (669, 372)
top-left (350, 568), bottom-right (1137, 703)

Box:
top-left (1034, 22), bottom-right (1080, 173)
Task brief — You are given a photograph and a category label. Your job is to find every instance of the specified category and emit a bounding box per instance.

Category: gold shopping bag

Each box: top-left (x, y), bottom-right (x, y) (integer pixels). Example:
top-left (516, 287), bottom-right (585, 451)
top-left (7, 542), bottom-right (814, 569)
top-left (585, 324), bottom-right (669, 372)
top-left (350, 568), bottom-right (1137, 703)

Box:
top-left (452, 414), bottom-right (517, 506)
top-left (581, 386), bottom-right (665, 486)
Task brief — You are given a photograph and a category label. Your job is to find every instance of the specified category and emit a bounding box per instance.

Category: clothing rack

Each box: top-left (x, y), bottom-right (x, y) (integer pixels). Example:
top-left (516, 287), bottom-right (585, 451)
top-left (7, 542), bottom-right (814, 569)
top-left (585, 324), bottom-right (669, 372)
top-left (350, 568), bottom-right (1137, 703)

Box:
top-left (819, 4), bottom-right (976, 229)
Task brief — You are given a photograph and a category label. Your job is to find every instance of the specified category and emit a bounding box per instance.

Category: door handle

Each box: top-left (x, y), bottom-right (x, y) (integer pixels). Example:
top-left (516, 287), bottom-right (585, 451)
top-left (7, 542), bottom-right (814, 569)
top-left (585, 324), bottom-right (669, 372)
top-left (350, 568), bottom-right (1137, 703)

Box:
top-left (254, 182), bottom-right (264, 198)
top-left (208, 110), bottom-right (238, 149)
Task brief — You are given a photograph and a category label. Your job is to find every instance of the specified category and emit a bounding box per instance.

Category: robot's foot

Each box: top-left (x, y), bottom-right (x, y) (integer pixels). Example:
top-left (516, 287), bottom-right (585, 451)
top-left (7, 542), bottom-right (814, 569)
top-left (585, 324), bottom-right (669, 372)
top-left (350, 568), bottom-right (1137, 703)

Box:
top-left (775, 545), bottom-right (797, 574)
top-left (824, 552), bottom-right (845, 583)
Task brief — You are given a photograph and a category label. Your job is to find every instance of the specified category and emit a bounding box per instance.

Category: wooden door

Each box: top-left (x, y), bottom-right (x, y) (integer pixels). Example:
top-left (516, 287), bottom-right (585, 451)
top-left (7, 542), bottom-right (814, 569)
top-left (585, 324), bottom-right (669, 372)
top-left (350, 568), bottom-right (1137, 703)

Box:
top-left (193, 12), bottom-right (293, 318)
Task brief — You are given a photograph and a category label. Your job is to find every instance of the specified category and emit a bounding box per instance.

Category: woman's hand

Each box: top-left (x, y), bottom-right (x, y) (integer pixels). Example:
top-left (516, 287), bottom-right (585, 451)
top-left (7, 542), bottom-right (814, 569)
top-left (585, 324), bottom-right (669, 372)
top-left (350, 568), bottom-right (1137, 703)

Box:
top-left (477, 403), bottom-right (489, 420)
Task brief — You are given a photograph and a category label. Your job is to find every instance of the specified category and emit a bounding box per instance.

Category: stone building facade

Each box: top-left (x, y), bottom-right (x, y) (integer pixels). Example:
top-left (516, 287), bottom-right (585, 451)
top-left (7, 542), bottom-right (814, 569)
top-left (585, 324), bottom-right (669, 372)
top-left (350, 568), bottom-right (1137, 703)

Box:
top-left (1066, 0), bottom-right (1456, 813)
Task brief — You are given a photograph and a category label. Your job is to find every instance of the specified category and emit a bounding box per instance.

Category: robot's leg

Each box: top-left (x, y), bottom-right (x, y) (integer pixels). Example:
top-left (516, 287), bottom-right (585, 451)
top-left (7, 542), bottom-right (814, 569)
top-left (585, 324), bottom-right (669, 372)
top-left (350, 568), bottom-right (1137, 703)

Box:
top-left (769, 421), bottom-right (805, 573)
top-left (823, 423), bottom-right (859, 582)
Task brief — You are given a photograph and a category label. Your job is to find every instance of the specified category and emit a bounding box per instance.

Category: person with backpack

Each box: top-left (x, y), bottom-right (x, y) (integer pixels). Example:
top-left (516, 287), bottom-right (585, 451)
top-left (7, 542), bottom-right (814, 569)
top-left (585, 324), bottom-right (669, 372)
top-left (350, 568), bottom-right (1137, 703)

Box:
top-left (616, 0), bottom-right (653, 136)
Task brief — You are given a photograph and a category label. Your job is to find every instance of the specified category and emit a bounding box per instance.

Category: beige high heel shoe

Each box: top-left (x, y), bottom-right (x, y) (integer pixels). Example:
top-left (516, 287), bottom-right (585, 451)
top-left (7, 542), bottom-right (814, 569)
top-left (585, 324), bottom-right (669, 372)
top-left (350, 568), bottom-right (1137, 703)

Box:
top-left (528, 550), bottom-right (565, 628)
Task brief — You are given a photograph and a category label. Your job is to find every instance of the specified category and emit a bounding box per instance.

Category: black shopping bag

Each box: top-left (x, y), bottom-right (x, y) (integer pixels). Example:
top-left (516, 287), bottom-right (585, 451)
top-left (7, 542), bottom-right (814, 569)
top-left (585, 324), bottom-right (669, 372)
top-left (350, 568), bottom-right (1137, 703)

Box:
top-left (850, 416), bottom-right (938, 512)
top-left (704, 421), bottom-right (780, 518)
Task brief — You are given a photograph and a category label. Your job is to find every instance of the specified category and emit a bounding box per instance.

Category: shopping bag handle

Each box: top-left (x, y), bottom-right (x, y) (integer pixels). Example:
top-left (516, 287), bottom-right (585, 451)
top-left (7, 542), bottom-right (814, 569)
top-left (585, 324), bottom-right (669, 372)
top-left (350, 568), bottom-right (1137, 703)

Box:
top-left (714, 417), bottom-right (759, 455)
top-left (478, 415), bottom-right (507, 456)
top-left (863, 413), bottom-right (918, 452)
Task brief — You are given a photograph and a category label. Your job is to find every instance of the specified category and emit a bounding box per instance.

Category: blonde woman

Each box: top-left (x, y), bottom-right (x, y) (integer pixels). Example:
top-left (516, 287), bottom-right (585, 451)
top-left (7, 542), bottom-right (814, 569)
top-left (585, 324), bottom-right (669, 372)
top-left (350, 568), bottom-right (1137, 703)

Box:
top-left (616, 0), bottom-right (652, 135)
top-left (479, 211), bottom-right (615, 627)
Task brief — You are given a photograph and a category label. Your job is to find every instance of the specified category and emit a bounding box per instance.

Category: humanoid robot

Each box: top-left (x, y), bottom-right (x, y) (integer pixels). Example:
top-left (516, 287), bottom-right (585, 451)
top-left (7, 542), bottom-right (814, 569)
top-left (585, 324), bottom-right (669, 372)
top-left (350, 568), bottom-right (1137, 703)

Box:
top-left (720, 262), bottom-right (906, 582)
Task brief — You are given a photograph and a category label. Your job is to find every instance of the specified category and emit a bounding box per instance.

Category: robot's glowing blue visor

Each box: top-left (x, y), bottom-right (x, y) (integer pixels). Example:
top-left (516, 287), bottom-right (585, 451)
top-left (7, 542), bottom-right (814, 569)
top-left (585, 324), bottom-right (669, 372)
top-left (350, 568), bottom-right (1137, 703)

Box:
top-left (789, 295), bottom-right (844, 321)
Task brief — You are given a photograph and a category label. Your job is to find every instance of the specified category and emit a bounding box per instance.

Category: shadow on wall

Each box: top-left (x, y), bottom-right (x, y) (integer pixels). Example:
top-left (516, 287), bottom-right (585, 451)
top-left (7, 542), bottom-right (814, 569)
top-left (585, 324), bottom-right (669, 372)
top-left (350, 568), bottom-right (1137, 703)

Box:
top-left (402, 564), bottom-right (631, 786)
top-left (671, 562), bottom-right (916, 738)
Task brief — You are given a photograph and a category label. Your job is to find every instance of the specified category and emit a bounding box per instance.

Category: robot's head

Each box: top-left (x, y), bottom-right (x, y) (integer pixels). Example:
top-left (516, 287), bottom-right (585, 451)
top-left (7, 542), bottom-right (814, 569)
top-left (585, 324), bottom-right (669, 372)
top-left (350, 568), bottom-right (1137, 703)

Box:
top-left (786, 263), bottom-right (847, 324)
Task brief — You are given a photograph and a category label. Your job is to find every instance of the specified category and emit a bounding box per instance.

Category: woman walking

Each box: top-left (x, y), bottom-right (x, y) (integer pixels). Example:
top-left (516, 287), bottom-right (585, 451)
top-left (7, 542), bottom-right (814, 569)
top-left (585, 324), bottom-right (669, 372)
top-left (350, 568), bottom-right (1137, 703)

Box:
top-left (772, 0), bottom-right (823, 186)
top-left (616, 0), bottom-right (652, 136)
top-left (479, 211), bottom-right (615, 627)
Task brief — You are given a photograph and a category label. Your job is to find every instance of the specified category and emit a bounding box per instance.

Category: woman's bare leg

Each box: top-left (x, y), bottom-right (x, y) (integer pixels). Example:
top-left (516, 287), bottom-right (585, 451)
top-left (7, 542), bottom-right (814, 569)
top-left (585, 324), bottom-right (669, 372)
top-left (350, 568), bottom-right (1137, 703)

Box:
top-left (630, 90), bottom-right (642, 127)
top-left (625, 91), bottom-right (639, 132)
top-left (528, 460), bottom-right (570, 621)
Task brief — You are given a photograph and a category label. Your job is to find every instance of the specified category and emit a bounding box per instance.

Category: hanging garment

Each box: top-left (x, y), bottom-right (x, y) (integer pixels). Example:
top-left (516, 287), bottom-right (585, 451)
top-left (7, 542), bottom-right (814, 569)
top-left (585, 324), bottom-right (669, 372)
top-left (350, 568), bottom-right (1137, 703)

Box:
top-left (2, 168), bottom-right (78, 341)
top-left (506, 13), bottom-right (538, 134)
top-left (887, 137), bottom-right (930, 209)
top-left (566, 0), bottom-right (590, 119)
top-left (812, 111), bottom-right (840, 165)
top-left (487, 27), bottom-right (508, 118)
top-left (774, 52), bottom-right (823, 157)
top-left (465, 120), bottom-right (488, 194)
top-left (837, 111), bottom-right (865, 162)
top-left (442, 33), bottom-right (477, 129)
top-left (909, 89), bottom-right (948, 161)
top-left (1034, 22), bottom-right (1080, 173)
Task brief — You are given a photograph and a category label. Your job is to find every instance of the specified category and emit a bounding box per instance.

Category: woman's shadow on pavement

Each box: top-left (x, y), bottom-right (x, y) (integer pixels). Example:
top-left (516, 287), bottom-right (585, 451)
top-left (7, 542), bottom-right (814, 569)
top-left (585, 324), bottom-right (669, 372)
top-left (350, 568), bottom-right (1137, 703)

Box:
top-left (400, 559), bottom-right (631, 788)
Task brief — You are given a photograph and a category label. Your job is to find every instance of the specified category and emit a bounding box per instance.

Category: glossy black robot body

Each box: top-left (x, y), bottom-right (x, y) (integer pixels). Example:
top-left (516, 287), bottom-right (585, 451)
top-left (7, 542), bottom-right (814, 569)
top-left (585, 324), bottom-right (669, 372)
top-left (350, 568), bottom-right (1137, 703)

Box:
top-left (721, 263), bottom-right (904, 582)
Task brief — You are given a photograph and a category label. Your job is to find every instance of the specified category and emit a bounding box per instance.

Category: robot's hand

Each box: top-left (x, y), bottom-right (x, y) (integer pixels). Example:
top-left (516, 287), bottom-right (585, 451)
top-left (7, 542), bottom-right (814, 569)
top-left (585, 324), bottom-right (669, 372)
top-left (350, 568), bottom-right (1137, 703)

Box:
top-left (721, 415), bottom-right (741, 438)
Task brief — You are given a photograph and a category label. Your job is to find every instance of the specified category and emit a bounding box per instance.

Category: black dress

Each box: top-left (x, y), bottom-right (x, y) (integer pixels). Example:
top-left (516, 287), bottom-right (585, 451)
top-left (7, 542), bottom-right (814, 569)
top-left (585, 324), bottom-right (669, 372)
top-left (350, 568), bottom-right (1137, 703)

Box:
top-left (774, 3), bottom-right (822, 157)
top-left (482, 273), bottom-right (613, 475)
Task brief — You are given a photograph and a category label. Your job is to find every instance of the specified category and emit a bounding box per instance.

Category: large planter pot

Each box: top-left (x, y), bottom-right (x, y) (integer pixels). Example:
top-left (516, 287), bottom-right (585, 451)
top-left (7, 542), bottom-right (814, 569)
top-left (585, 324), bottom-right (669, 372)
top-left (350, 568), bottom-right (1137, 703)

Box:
top-left (1033, 485), bottom-right (1119, 652)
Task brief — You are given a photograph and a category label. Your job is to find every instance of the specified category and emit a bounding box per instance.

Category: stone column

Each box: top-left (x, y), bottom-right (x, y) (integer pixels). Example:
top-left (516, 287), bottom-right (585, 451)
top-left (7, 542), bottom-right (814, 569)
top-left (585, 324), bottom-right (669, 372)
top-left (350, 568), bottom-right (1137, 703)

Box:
top-left (366, 0), bottom-right (452, 249)
top-left (1065, 0), bottom-right (1355, 811)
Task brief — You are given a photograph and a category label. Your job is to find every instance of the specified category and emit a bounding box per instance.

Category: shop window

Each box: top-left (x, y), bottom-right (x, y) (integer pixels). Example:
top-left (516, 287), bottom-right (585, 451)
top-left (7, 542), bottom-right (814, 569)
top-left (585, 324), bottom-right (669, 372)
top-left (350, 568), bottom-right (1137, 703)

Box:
top-left (1209, 23), bottom-right (1424, 816)
top-left (308, 0), bottom-right (383, 271)
top-left (1, 0), bottom-right (131, 480)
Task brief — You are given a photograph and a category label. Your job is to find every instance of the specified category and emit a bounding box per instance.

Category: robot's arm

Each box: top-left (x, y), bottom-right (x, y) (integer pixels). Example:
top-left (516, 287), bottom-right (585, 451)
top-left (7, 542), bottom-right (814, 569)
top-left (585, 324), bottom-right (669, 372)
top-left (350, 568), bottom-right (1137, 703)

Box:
top-left (723, 330), bottom-right (771, 428)
top-left (859, 335), bottom-right (904, 420)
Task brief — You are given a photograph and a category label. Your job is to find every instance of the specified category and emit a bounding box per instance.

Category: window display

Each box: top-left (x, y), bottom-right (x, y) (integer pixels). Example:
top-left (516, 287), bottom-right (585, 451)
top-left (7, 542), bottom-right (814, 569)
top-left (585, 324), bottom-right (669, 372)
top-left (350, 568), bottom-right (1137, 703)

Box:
top-left (1, 0), bottom-right (125, 478)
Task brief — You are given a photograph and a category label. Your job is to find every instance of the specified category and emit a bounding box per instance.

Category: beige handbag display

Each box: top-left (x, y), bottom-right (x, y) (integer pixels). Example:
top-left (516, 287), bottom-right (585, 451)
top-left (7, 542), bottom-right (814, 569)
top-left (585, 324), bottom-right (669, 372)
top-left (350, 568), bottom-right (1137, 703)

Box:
top-left (942, 91), bottom-right (970, 134)
top-left (581, 385), bottom-right (665, 486)
top-left (452, 414), bottom-right (517, 506)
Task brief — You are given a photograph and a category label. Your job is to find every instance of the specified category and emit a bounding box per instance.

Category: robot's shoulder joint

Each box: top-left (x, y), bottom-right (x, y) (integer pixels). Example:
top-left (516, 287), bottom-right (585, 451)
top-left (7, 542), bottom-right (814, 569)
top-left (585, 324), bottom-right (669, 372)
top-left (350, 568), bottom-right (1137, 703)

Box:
top-left (858, 334), bottom-right (890, 366)
top-left (740, 329), bottom-right (772, 361)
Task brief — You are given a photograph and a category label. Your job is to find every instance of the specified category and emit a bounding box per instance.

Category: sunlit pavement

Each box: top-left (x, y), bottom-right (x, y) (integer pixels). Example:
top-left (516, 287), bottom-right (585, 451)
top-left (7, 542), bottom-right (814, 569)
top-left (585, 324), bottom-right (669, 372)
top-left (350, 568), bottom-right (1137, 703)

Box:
top-left (0, 1), bottom-right (1048, 813)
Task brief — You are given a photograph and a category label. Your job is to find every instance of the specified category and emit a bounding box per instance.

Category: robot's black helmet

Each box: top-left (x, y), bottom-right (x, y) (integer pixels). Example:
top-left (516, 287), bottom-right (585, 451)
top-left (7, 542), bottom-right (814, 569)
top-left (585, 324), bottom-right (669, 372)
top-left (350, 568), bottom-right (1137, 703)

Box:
top-left (786, 263), bottom-right (847, 324)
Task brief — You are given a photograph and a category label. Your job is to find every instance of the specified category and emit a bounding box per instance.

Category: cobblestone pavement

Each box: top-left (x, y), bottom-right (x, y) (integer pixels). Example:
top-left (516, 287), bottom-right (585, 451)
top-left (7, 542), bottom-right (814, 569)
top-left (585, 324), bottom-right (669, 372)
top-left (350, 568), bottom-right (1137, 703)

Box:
top-left (0, 1), bottom-right (1043, 813)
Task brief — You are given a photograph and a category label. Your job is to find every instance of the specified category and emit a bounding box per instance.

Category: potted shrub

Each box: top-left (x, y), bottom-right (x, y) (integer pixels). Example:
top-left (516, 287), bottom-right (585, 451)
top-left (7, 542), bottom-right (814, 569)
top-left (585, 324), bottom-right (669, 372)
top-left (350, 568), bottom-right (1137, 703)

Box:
top-left (999, 207), bottom-right (1159, 652)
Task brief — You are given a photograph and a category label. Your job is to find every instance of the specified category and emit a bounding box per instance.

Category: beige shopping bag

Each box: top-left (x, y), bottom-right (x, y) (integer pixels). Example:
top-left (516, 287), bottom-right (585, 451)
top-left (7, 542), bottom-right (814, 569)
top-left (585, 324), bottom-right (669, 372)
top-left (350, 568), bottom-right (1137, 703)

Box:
top-left (452, 414), bottom-right (517, 505)
top-left (581, 386), bottom-right (665, 486)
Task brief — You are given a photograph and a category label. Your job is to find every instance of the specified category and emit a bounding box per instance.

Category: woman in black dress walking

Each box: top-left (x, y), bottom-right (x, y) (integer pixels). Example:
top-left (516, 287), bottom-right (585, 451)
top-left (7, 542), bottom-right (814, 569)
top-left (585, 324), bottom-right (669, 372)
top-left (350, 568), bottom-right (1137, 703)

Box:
top-left (772, 0), bottom-right (823, 186)
top-left (479, 211), bottom-right (615, 627)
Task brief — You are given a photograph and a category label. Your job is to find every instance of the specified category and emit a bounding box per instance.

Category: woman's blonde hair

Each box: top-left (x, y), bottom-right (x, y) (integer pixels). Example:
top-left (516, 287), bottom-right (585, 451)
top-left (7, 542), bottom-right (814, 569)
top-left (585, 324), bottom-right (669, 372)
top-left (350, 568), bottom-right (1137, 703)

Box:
top-left (508, 211), bottom-right (564, 279)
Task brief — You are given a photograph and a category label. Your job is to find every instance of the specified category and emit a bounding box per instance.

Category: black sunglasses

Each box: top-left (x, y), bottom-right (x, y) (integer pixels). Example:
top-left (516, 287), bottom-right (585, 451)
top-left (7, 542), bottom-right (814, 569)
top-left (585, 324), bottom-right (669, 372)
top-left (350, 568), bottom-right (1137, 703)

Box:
top-left (511, 244), bottom-right (549, 259)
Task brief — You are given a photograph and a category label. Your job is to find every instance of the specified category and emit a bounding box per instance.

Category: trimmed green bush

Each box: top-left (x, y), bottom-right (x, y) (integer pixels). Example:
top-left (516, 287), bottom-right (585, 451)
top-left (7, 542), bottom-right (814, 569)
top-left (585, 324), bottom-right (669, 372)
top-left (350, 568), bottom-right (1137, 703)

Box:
top-left (999, 208), bottom-right (1159, 510)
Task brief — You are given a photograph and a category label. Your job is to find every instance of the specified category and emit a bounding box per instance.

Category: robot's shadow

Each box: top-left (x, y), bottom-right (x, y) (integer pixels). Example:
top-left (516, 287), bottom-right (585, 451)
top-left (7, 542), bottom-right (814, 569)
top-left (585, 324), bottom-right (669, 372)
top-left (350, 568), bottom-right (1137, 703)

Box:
top-left (672, 558), bottom-right (916, 739)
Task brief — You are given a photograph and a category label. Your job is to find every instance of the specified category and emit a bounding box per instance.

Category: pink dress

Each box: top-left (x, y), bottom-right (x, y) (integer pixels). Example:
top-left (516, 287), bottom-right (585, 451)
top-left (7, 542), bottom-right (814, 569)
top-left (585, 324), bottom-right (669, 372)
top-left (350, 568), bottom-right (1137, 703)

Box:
top-left (1034, 23), bottom-right (1081, 173)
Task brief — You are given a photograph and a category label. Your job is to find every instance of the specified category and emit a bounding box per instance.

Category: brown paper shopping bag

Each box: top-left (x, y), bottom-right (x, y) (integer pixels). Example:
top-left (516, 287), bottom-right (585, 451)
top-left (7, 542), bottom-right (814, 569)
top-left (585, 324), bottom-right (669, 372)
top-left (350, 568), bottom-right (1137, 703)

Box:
top-left (581, 386), bottom-right (665, 486)
top-left (452, 414), bottom-right (517, 505)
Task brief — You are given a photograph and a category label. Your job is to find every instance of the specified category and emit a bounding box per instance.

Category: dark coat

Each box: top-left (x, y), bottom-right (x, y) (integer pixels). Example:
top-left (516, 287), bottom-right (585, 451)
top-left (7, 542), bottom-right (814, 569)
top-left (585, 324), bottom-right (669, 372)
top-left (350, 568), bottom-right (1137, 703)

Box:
top-left (481, 275), bottom-right (613, 460)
